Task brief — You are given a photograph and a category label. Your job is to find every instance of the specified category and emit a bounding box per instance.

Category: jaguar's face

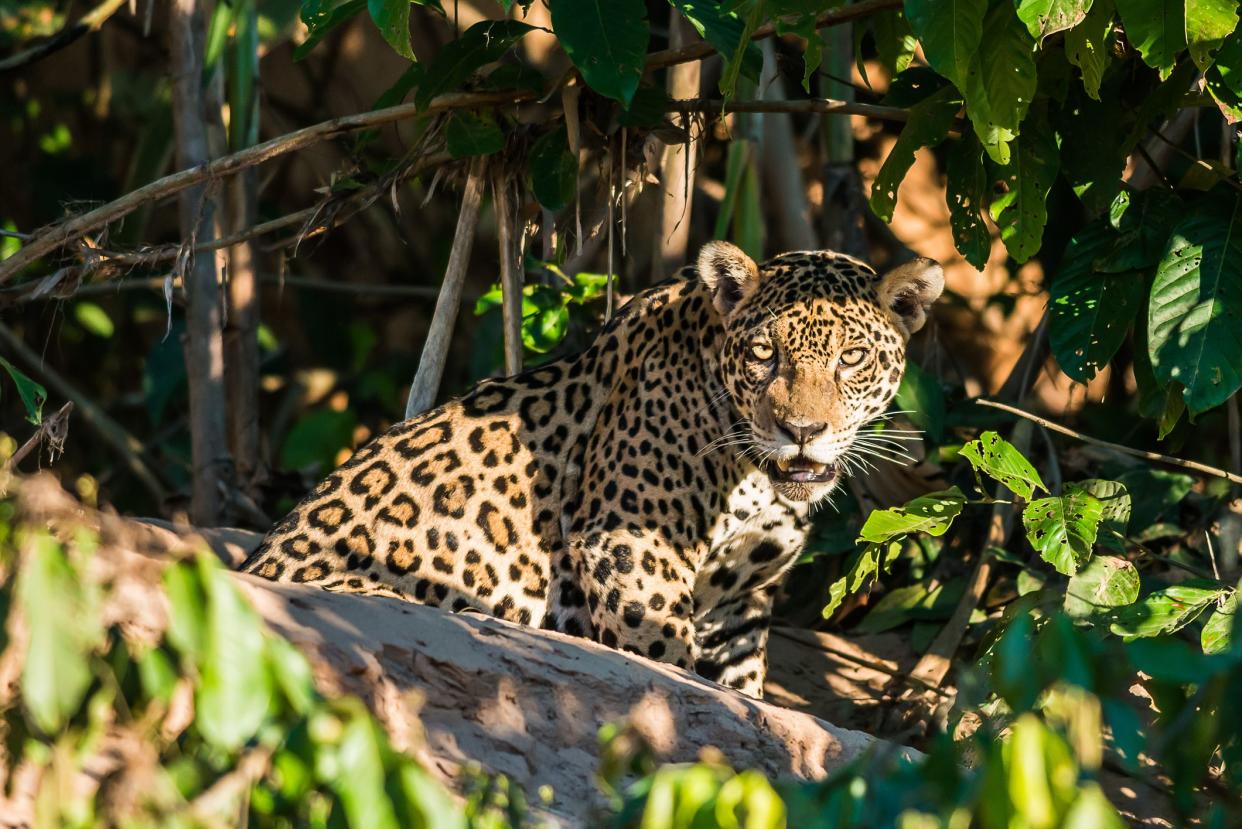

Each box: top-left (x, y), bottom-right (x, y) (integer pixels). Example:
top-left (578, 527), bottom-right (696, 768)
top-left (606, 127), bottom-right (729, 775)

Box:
top-left (699, 243), bottom-right (944, 502)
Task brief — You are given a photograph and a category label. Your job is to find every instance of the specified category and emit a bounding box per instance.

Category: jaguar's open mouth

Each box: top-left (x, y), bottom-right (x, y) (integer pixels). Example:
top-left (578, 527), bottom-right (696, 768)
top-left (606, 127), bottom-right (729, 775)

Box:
top-left (763, 455), bottom-right (839, 484)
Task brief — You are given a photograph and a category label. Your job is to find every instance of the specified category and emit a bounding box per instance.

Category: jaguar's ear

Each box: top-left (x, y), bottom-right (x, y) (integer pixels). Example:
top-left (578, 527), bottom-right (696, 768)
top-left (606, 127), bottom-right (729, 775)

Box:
top-left (877, 257), bottom-right (944, 337)
top-left (698, 241), bottom-right (760, 317)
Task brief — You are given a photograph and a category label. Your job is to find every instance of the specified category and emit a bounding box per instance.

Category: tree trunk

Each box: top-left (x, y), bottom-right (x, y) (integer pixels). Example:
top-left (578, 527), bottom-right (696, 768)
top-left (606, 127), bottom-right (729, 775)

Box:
top-left (818, 25), bottom-right (868, 258)
top-left (759, 40), bottom-right (818, 251)
top-left (651, 15), bottom-right (701, 281)
top-left (170, 0), bottom-right (231, 525)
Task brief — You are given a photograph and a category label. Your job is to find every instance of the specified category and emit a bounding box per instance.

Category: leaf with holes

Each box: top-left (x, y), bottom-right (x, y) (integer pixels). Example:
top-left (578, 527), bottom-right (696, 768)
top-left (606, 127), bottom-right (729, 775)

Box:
top-left (1023, 484), bottom-right (1103, 576)
top-left (1094, 188), bottom-right (1182, 273)
top-left (873, 9), bottom-right (918, 77)
top-left (415, 20), bottom-right (535, 109)
top-left (549, 0), bottom-right (649, 104)
top-left (869, 85), bottom-right (960, 223)
top-left (1109, 581), bottom-right (1227, 638)
top-left (1049, 221), bottom-right (1145, 383)
top-left (962, 1), bottom-right (1037, 165)
top-left (946, 134), bottom-right (991, 270)
top-left (1201, 592), bottom-right (1237, 654)
top-left (858, 487), bottom-right (966, 544)
top-left (1065, 0), bottom-right (1115, 100)
top-left (960, 431), bottom-right (1048, 499)
top-left (1075, 478), bottom-right (1130, 551)
top-left (1185, 0), bottom-right (1240, 70)
top-left (1148, 190), bottom-right (1242, 413)
top-left (1064, 555), bottom-right (1140, 617)
top-left (989, 110), bottom-right (1060, 261)
top-left (1114, 0), bottom-right (1186, 77)
top-left (1016, 0), bottom-right (1093, 42)
top-left (822, 540), bottom-right (897, 618)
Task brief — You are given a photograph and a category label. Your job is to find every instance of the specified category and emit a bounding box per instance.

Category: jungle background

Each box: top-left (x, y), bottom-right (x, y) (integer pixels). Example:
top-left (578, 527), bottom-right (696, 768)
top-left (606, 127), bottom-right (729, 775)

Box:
top-left (0, 0), bottom-right (1240, 826)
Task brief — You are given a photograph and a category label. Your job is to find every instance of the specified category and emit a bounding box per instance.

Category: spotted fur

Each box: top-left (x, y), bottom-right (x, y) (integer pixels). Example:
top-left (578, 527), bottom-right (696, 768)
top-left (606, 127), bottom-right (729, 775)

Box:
top-left (242, 244), bottom-right (943, 697)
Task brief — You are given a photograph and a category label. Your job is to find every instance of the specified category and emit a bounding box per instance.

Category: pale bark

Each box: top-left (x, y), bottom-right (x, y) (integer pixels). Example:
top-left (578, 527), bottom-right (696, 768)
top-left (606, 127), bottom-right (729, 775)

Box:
top-left (817, 25), bottom-right (868, 258)
top-left (405, 158), bottom-right (488, 418)
top-left (494, 170), bottom-right (524, 376)
top-left (758, 40), bottom-right (817, 252)
top-left (171, 0), bottom-right (230, 525)
top-left (652, 15), bottom-right (701, 281)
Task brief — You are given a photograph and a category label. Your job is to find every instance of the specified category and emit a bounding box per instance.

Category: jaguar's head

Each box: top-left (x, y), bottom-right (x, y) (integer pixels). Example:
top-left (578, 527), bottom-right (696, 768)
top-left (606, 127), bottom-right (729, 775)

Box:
top-left (699, 242), bottom-right (944, 502)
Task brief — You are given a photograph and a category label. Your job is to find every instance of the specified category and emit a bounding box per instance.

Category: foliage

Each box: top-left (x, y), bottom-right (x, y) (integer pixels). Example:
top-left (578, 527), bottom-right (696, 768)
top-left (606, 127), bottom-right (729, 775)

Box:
top-left (0, 496), bottom-right (531, 828)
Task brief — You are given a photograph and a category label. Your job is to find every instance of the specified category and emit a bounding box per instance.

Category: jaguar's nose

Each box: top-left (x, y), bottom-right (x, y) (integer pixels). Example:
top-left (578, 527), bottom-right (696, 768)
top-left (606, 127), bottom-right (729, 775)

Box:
top-left (775, 419), bottom-right (828, 445)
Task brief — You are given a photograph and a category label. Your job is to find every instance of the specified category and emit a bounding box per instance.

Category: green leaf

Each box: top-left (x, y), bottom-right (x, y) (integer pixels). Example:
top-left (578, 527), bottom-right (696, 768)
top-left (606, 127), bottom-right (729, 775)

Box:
top-left (0, 356), bottom-right (47, 425)
top-left (1023, 484), bottom-right (1104, 575)
top-left (163, 561), bottom-right (208, 662)
top-left (1016, 0), bottom-right (1093, 41)
top-left (1049, 221), bottom-right (1145, 383)
top-left (873, 9), bottom-right (918, 77)
top-left (367, 0), bottom-right (413, 59)
top-left (669, 0), bottom-right (763, 83)
top-left (1109, 581), bottom-right (1226, 638)
top-left (296, 0), bottom-right (366, 60)
top-left (822, 540), bottom-right (897, 618)
top-left (415, 20), bottom-right (535, 109)
top-left (18, 534), bottom-right (102, 733)
top-left (856, 578), bottom-right (965, 633)
top-left (905, 0), bottom-right (986, 92)
top-left (334, 712), bottom-right (401, 829)
top-left (280, 408), bottom-right (357, 471)
top-left (963, 2), bottom-right (1037, 165)
top-left (858, 487), bottom-right (966, 543)
top-left (1063, 783), bottom-right (1128, 829)
top-left (528, 127), bottom-right (577, 212)
top-left (893, 359), bottom-right (946, 441)
top-left (1114, 0), bottom-right (1185, 77)
top-left (195, 557), bottom-right (272, 750)
top-left (74, 301), bottom-right (114, 338)
top-left (988, 110), bottom-right (1059, 262)
top-left (1095, 188), bottom-right (1182, 273)
top-left (946, 133), bottom-right (992, 270)
top-left (522, 305), bottom-right (569, 353)
top-left (1075, 479), bottom-right (1130, 549)
top-left (548, 0), bottom-right (649, 104)
top-left (1056, 85), bottom-right (1126, 215)
top-left (960, 430), bottom-right (1048, 499)
top-left (868, 85), bottom-right (960, 223)
top-left (1065, 555), bottom-right (1140, 617)
top-left (1185, 0), bottom-right (1240, 69)
top-left (444, 110), bottom-right (504, 158)
top-left (1148, 190), bottom-right (1242, 413)
top-left (1201, 592), bottom-right (1237, 654)
top-left (1065, 0), bottom-right (1115, 99)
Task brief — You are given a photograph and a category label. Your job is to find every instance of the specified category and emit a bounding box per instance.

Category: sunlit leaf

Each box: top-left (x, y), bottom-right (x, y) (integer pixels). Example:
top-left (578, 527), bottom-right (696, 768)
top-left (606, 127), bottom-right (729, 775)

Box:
top-left (1065, 0), bottom-right (1115, 99)
top-left (963, 2), bottom-right (1037, 165)
top-left (1065, 555), bottom-right (1140, 617)
top-left (1016, 0), bottom-right (1092, 42)
top-left (959, 430), bottom-right (1048, 499)
top-left (858, 487), bottom-right (966, 543)
top-left (74, 301), bottom-right (114, 338)
top-left (1114, 0), bottom-right (1185, 77)
top-left (548, 0), bottom-right (649, 104)
top-left (822, 540), bottom-right (897, 618)
top-left (945, 133), bottom-right (992, 270)
top-left (1023, 484), bottom-right (1104, 576)
top-left (988, 110), bottom-right (1059, 261)
top-left (1200, 591), bottom-right (1236, 654)
top-left (905, 0), bottom-right (986, 92)
top-left (0, 356), bottom-right (47, 425)
top-left (1109, 581), bottom-right (1226, 638)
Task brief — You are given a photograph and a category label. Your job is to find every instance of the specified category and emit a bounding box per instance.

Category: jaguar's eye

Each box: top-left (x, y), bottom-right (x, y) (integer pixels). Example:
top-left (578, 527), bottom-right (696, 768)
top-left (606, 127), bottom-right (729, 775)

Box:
top-left (839, 347), bottom-right (868, 367)
top-left (751, 341), bottom-right (775, 362)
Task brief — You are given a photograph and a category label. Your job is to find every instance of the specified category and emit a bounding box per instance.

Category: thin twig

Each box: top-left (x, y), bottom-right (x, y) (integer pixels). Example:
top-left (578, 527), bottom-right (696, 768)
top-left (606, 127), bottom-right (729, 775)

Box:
top-left (644, 0), bottom-right (902, 71)
top-left (0, 0), bottom-right (128, 73)
top-left (1, 401), bottom-right (73, 475)
top-left (0, 323), bottom-right (167, 504)
top-left (977, 398), bottom-right (1242, 485)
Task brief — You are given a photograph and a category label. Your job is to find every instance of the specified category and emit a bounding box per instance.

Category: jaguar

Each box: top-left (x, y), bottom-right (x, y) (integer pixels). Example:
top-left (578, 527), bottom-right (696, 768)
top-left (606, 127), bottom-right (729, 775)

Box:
top-left (242, 242), bottom-right (944, 697)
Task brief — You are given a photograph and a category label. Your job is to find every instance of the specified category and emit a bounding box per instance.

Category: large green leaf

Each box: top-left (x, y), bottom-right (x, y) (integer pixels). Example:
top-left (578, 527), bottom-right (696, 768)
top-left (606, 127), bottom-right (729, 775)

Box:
top-left (1016, 0), bottom-right (1093, 41)
top-left (528, 127), bottom-right (577, 212)
top-left (1095, 188), bottom-right (1182, 273)
top-left (869, 85), bottom-right (960, 223)
top-left (548, 0), bottom-right (649, 104)
top-left (1049, 221), bottom-right (1145, 383)
top-left (1065, 0), bottom-right (1115, 99)
top-left (195, 557), bottom-right (273, 750)
top-left (858, 487), bottom-right (967, 543)
top-left (946, 134), bottom-right (992, 270)
top-left (989, 111), bottom-right (1060, 262)
top-left (1147, 191), bottom-right (1242, 413)
top-left (1114, 0), bottom-right (1185, 77)
top-left (367, 0), bottom-right (414, 59)
top-left (0, 356), bottom-right (47, 425)
top-left (822, 540), bottom-right (898, 618)
top-left (963, 2), bottom-right (1037, 164)
top-left (1023, 484), bottom-right (1104, 575)
top-left (415, 20), bottom-right (535, 108)
top-left (1055, 85), bottom-right (1126, 214)
top-left (873, 9), bottom-right (918, 77)
top-left (960, 430), bottom-right (1048, 499)
top-left (905, 0), bottom-right (986, 91)
top-left (1184, 0), bottom-right (1240, 69)
top-left (296, 0), bottom-right (366, 60)
top-left (1064, 555), bottom-right (1140, 617)
top-left (18, 534), bottom-right (102, 733)
top-left (1109, 581), bottom-right (1227, 638)
top-left (669, 0), bottom-right (762, 84)
top-left (1075, 478), bottom-right (1130, 550)
top-left (893, 359), bottom-right (946, 441)
top-left (1201, 591), bottom-right (1237, 654)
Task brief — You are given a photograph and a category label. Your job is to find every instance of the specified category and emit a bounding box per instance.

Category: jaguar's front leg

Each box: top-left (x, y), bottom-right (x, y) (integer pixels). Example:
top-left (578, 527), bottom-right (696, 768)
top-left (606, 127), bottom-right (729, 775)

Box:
top-left (693, 586), bottom-right (778, 698)
top-left (572, 532), bottom-right (698, 670)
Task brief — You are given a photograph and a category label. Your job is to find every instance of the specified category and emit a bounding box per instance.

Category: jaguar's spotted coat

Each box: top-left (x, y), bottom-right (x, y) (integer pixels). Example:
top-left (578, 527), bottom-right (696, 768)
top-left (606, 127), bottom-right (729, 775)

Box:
top-left (242, 243), bottom-right (944, 697)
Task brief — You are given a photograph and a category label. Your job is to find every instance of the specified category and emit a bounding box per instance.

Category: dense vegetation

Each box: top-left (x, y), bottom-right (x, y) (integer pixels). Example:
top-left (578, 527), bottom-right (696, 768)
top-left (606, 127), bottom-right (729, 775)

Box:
top-left (2, 0), bottom-right (1241, 825)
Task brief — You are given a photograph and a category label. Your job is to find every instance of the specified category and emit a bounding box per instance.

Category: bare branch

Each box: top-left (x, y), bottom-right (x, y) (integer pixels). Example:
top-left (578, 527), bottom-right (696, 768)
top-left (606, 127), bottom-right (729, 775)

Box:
top-left (1, 402), bottom-right (73, 476)
top-left (0, 0), bottom-right (129, 73)
top-left (405, 157), bottom-right (488, 418)
top-left (977, 398), bottom-right (1242, 485)
top-left (494, 170), bottom-right (524, 377)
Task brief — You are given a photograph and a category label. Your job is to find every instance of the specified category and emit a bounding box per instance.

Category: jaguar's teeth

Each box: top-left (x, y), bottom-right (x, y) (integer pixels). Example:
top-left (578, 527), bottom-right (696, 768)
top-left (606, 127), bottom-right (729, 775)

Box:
top-left (809, 462), bottom-right (827, 474)
top-left (775, 456), bottom-right (792, 472)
